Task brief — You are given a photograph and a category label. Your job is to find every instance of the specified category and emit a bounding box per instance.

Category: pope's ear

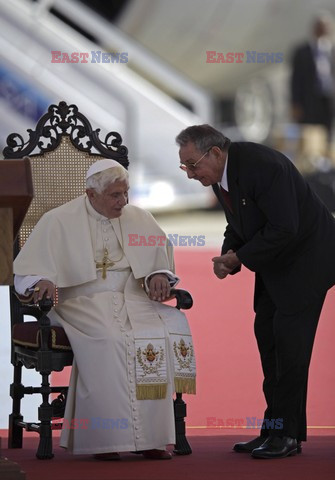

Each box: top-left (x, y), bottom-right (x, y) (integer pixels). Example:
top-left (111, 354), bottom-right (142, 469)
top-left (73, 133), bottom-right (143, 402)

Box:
top-left (86, 188), bottom-right (95, 199)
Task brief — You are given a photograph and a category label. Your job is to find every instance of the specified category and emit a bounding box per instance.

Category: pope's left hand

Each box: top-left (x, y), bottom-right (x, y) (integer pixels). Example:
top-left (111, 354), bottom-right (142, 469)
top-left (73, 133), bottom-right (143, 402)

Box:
top-left (148, 273), bottom-right (171, 301)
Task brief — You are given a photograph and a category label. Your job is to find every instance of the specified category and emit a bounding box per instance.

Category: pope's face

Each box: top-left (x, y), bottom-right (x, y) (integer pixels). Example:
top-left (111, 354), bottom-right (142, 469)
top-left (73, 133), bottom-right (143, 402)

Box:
top-left (86, 180), bottom-right (129, 218)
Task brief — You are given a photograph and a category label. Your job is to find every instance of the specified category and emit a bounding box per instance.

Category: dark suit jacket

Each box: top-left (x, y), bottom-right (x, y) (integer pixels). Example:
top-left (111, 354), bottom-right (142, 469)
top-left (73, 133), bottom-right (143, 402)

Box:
top-left (291, 42), bottom-right (335, 126)
top-left (213, 142), bottom-right (335, 314)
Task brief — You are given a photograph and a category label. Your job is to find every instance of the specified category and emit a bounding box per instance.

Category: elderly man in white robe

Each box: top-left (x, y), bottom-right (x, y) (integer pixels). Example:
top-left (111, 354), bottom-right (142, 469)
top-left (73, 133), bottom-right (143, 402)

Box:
top-left (14, 159), bottom-right (196, 461)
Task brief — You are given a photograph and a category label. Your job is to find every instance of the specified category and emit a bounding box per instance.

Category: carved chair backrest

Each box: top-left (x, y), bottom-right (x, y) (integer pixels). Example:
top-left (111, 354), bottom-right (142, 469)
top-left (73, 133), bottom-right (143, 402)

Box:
top-left (3, 101), bottom-right (128, 314)
top-left (3, 101), bottom-right (129, 248)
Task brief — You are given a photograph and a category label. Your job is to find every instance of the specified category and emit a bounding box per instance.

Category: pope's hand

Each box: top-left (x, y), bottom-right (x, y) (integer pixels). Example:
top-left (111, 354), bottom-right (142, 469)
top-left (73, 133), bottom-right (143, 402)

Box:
top-left (32, 280), bottom-right (55, 304)
top-left (148, 274), bottom-right (171, 302)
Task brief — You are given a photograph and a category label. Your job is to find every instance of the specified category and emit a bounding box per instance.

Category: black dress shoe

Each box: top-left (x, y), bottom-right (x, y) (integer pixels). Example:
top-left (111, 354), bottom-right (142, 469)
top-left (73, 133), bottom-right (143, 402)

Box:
top-left (233, 436), bottom-right (302, 454)
top-left (251, 436), bottom-right (297, 459)
top-left (233, 436), bottom-right (268, 453)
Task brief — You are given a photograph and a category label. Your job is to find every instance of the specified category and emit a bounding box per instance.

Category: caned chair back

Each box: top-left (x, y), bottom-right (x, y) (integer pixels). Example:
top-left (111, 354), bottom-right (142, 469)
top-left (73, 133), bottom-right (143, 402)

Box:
top-left (19, 136), bottom-right (104, 243)
top-left (3, 101), bottom-right (129, 245)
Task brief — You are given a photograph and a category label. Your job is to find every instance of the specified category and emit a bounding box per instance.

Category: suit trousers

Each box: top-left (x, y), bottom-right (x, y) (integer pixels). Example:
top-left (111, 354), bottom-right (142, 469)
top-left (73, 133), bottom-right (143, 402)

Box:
top-left (254, 283), bottom-right (326, 441)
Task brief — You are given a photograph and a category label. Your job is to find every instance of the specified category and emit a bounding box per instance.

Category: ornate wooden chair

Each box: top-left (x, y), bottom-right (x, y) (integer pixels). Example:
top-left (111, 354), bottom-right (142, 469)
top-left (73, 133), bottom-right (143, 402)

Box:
top-left (3, 101), bottom-right (192, 459)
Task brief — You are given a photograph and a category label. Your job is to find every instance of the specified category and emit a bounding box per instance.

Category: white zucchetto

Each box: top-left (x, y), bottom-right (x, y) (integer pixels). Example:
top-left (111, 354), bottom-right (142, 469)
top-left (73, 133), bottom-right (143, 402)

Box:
top-left (86, 159), bottom-right (123, 180)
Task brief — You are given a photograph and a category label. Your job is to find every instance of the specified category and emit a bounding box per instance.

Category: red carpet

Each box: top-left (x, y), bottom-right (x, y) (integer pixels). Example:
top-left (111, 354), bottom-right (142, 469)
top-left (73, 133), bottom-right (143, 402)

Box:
top-left (2, 249), bottom-right (335, 478)
top-left (1, 434), bottom-right (335, 480)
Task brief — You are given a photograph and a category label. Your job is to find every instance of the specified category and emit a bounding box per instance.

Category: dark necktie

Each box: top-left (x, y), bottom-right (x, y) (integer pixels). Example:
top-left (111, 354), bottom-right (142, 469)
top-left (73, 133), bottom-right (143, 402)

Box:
top-left (220, 186), bottom-right (233, 212)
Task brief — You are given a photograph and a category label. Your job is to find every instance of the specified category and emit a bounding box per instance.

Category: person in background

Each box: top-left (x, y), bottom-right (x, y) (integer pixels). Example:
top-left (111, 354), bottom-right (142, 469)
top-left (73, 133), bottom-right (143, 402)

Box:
top-left (291, 12), bottom-right (335, 140)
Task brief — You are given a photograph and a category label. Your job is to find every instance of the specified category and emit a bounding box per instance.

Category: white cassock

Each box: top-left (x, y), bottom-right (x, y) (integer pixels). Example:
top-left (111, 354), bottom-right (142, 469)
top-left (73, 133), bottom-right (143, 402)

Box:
top-left (14, 196), bottom-right (196, 454)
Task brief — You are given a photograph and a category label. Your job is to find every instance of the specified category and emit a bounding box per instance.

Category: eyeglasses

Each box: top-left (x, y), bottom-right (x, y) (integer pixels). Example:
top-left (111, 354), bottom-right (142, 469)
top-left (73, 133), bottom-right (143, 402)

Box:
top-left (179, 148), bottom-right (211, 172)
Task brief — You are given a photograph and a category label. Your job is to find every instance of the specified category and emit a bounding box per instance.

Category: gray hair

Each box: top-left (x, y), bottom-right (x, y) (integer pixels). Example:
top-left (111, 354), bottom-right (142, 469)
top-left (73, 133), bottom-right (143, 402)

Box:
top-left (176, 124), bottom-right (231, 153)
top-left (86, 165), bottom-right (129, 193)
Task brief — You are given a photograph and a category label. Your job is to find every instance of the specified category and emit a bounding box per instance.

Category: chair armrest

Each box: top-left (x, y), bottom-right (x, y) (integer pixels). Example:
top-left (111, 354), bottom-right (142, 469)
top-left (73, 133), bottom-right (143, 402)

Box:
top-left (170, 288), bottom-right (193, 310)
top-left (13, 291), bottom-right (54, 320)
top-left (12, 291), bottom-right (55, 350)
top-left (38, 297), bottom-right (54, 312)
top-left (13, 293), bottom-right (56, 352)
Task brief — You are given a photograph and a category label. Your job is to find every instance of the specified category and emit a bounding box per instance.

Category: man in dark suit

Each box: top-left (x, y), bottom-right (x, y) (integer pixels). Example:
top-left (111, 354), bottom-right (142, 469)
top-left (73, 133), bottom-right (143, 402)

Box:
top-left (291, 13), bottom-right (335, 138)
top-left (176, 124), bottom-right (335, 459)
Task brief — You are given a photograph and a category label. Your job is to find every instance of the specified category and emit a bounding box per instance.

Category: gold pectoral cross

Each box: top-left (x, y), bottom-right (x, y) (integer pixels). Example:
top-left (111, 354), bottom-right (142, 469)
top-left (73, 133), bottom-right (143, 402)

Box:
top-left (96, 249), bottom-right (114, 279)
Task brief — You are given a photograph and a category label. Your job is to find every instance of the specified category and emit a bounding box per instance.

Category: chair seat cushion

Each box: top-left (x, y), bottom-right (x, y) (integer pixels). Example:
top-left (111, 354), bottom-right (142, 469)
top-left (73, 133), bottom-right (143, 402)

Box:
top-left (12, 322), bottom-right (71, 351)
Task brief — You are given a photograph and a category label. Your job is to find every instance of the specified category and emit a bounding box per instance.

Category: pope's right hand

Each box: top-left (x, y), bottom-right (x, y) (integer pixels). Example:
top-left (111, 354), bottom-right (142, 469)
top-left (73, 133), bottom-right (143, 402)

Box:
top-left (31, 280), bottom-right (55, 304)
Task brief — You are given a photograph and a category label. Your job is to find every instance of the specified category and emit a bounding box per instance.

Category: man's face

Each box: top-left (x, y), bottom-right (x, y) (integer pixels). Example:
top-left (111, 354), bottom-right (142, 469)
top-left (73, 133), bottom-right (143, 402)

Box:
top-left (86, 180), bottom-right (129, 218)
top-left (314, 18), bottom-right (332, 38)
top-left (179, 142), bottom-right (224, 186)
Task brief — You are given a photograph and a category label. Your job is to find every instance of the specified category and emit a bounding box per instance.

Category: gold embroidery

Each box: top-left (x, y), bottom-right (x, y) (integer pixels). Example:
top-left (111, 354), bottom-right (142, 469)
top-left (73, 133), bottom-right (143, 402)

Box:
top-left (179, 338), bottom-right (189, 357)
top-left (144, 343), bottom-right (157, 362)
top-left (173, 338), bottom-right (194, 371)
top-left (136, 343), bottom-right (165, 376)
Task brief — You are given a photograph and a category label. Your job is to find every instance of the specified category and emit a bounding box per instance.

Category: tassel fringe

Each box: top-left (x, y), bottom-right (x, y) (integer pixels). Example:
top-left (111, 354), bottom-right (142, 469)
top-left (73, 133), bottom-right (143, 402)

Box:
top-left (174, 377), bottom-right (196, 395)
top-left (136, 383), bottom-right (168, 400)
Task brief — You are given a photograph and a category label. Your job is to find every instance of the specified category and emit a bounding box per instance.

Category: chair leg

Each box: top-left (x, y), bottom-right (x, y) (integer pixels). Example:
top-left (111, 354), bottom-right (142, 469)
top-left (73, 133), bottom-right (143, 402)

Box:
top-left (8, 364), bottom-right (24, 448)
top-left (36, 371), bottom-right (54, 459)
top-left (173, 393), bottom-right (192, 455)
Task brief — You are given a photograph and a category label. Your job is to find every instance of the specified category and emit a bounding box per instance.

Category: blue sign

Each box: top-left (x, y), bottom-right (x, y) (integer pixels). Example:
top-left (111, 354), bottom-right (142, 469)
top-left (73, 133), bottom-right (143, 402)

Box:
top-left (0, 64), bottom-right (51, 122)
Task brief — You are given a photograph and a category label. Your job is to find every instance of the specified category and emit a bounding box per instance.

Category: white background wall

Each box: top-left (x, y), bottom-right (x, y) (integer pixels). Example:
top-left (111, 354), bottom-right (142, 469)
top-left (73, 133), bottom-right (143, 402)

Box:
top-left (0, 286), bottom-right (40, 428)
